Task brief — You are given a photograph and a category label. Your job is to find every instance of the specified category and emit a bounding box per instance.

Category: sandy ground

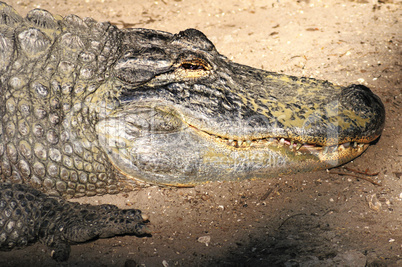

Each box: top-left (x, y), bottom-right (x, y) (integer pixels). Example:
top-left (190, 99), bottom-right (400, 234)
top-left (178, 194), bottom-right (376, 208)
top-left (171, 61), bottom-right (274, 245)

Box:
top-left (1, 0), bottom-right (401, 266)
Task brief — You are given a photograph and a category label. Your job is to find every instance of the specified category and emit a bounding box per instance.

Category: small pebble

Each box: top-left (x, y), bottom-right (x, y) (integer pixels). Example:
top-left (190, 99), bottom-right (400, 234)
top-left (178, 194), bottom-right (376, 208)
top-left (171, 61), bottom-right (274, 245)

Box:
top-left (366, 194), bottom-right (381, 211)
top-left (198, 236), bottom-right (211, 246)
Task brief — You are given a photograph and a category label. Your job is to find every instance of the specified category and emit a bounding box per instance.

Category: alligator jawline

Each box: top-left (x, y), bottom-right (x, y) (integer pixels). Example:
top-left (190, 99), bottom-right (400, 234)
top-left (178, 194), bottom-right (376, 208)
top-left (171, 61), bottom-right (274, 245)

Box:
top-left (189, 125), bottom-right (367, 155)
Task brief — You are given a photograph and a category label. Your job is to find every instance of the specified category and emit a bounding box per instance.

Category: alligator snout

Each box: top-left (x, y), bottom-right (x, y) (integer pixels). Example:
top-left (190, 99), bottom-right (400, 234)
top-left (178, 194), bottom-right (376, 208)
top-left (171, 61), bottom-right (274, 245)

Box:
top-left (339, 84), bottom-right (385, 143)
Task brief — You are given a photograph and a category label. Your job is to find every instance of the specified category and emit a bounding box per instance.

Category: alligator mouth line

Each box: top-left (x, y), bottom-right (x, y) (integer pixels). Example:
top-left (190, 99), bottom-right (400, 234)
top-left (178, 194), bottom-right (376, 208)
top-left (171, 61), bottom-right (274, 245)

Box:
top-left (189, 125), bottom-right (368, 155)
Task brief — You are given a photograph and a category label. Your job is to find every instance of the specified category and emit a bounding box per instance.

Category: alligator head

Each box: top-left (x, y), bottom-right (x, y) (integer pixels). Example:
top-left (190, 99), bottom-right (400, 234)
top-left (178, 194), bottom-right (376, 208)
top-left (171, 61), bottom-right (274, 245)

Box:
top-left (95, 28), bottom-right (385, 186)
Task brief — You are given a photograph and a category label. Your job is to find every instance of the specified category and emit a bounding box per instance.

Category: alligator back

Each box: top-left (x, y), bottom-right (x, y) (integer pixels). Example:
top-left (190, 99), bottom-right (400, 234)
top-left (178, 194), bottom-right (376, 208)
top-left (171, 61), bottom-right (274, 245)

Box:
top-left (0, 3), bottom-right (127, 197)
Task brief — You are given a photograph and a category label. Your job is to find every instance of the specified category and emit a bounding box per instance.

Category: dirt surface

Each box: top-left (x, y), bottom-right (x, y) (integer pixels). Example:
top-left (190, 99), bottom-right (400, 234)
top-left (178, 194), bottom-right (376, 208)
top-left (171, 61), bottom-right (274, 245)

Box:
top-left (1, 0), bottom-right (401, 266)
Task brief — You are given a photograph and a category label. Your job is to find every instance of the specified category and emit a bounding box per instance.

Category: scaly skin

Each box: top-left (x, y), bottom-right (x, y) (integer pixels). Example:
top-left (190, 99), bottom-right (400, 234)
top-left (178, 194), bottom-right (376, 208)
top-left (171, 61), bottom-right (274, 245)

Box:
top-left (0, 2), bottom-right (385, 260)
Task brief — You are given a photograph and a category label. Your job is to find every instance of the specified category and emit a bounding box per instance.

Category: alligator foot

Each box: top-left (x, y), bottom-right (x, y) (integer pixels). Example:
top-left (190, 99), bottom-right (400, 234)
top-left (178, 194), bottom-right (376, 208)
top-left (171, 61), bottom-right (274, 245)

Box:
top-left (0, 183), bottom-right (150, 261)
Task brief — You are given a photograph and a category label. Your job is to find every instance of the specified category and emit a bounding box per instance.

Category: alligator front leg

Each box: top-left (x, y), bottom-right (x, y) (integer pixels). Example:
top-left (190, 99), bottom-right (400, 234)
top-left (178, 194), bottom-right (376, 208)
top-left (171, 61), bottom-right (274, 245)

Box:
top-left (0, 183), bottom-right (150, 262)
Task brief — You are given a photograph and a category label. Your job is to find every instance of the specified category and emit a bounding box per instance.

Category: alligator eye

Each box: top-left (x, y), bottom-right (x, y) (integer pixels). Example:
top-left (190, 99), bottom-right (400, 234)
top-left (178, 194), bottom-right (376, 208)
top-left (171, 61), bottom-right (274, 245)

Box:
top-left (179, 59), bottom-right (210, 71)
top-left (180, 62), bottom-right (207, 70)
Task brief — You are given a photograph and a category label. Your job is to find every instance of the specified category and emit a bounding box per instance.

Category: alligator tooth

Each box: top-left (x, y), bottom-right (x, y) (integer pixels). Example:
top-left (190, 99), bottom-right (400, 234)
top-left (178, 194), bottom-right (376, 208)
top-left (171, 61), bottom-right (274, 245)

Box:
top-left (338, 144), bottom-right (345, 151)
top-left (357, 143), bottom-right (364, 151)
top-left (238, 140), bottom-right (243, 146)
top-left (228, 139), bottom-right (233, 143)
top-left (268, 138), bottom-right (276, 143)
top-left (289, 140), bottom-right (296, 150)
top-left (331, 145), bottom-right (338, 153)
top-left (295, 143), bottom-right (303, 150)
top-left (322, 146), bottom-right (329, 154)
top-left (353, 142), bottom-right (358, 148)
top-left (278, 138), bottom-right (285, 147)
top-left (246, 140), bottom-right (252, 146)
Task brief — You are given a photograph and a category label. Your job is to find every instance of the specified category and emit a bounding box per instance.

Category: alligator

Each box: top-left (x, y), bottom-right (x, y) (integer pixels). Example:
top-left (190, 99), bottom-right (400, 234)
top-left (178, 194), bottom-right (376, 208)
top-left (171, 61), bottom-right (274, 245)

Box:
top-left (0, 2), bottom-right (385, 261)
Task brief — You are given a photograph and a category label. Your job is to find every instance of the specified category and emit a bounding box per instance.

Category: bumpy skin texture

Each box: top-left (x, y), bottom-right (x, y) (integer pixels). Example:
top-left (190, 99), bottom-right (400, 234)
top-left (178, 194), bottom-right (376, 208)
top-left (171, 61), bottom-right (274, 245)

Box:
top-left (0, 183), bottom-right (148, 261)
top-left (0, 3), bottom-right (126, 196)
